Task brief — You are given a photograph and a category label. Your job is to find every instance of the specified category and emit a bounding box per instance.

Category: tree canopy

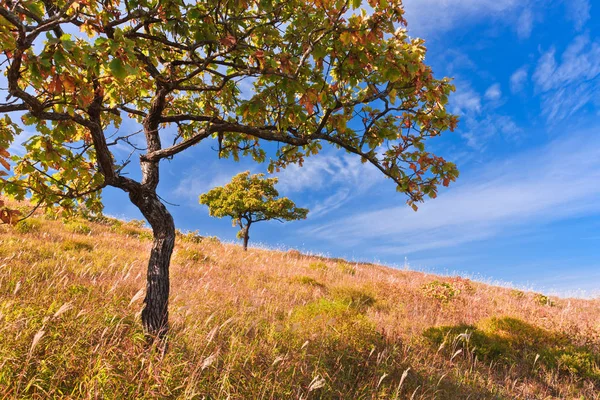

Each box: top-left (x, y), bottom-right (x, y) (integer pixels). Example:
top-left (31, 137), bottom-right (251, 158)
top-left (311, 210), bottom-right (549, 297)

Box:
top-left (200, 171), bottom-right (308, 250)
top-left (0, 0), bottom-right (459, 336)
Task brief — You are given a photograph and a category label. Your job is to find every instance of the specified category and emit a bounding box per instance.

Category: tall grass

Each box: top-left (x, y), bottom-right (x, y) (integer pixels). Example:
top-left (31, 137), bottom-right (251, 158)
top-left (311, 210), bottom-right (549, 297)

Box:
top-left (0, 211), bottom-right (598, 399)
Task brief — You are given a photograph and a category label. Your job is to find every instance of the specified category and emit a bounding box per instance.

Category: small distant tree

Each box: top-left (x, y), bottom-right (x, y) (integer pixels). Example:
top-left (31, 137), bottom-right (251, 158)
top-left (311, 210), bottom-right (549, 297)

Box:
top-left (200, 172), bottom-right (308, 250)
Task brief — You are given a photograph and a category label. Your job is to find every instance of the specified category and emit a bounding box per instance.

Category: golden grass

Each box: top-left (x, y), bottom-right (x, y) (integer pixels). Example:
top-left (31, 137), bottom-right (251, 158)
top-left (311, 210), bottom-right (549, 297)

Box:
top-left (0, 210), bottom-right (598, 399)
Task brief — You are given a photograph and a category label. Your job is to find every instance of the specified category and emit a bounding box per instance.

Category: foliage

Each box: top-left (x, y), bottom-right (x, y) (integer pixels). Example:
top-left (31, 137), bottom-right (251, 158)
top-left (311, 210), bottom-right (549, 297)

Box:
top-left (308, 261), bottom-right (329, 272)
top-left (176, 229), bottom-right (204, 244)
top-left (14, 217), bottom-right (41, 234)
top-left (0, 0), bottom-right (458, 215)
top-left (65, 219), bottom-right (92, 235)
top-left (421, 280), bottom-right (460, 303)
top-left (423, 317), bottom-right (600, 381)
top-left (534, 293), bottom-right (555, 307)
top-left (199, 171), bottom-right (308, 248)
top-left (336, 262), bottom-right (357, 276)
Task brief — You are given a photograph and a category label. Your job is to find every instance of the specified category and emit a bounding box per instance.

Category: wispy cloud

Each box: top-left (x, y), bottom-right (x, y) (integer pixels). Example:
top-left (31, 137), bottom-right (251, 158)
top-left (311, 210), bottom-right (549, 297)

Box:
top-left (402, 0), bottom-right (527, 37)
top-left (305, 130), bottom-right (600, 255)
top-left (509, 66), bottom-right (528, 94)
top-left (533, 35), bottom-right (600, 122)
top-left (275, 153), bottom-right (383, 217)
top-left (450, 81), bottom-right (519, 150)
top-left (565, 0), bottom-right (591, 31)
top-left (484, 83), bottom-right (502, 101)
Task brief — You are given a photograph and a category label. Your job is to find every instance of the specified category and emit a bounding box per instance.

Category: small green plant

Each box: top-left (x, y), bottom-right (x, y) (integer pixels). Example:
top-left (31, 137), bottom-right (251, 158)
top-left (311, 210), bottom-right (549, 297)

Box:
top-left (331, 286), bottom-right (376, 312)
top-left (65, 220), bottom-right (92, 235)
top-left (176, 248), bottom-right (209, 263)
top-left (14, 218), bottom-right (41, 234)
top-left (336, 262), bottom-right (356, 276)
top-left (62, 240), bottom-right (94, 252)
top-left (534, 293), bottom-right (555, 307)
top-left (112, 222), bottom-right (153, 241)
top-left (510, 289), bottom-right (525, 299)
top-left (177, 230), bottom-right (204, 244)
top-left (293, 275), bottom-right (326, 288)
top-left (421, 280), bottom-right (460, 303)
top-left (308, 261), bottom-right (328, 272)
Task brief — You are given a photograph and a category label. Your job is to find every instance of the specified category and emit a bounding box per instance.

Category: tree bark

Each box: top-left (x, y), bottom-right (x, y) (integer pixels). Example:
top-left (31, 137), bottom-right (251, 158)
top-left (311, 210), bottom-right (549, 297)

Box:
top-left (128, 187), bottom-right (175, 338)
top-left (243, 223), bottom-right (250, 251)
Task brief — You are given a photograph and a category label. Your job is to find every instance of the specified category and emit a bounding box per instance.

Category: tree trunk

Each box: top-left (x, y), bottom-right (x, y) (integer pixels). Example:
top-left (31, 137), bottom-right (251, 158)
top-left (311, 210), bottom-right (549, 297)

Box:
top-left (243, 223), bottom-right (250, 251)
top-left (128, 187), bottom-right (175, 338)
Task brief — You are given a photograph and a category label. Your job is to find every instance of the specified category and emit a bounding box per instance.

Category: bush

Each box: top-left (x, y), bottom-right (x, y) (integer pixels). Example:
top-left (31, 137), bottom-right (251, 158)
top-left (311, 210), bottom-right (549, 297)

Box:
top-left (421, 280), bottom-right (460, 303)
top-left (294, 275), bottom-right (326, 288)
top-left (308, 261), bottom-right (328, 272)
top-left (336, 262), bottom-right (356, 276)
top-left (423, 317), bottom-right (600, 380)
top-left (287, 298), bottom-right (381, 352)
top-left (14, 218), bottom-right (41, 234)
top-left (62, 240), bottom-right (94, 252)
top-left (534, 293), bottom-right (555, 306)
top-left (177, 230), bottom-right (204, 244)
top-left (330, 286), bottom-right (376, 313)
top-left (112, 221), bottom-right (153, 241)
top-left (176, 248), bottom-right (209, 263)
top-left (65, 220), bottom-right (92, 235)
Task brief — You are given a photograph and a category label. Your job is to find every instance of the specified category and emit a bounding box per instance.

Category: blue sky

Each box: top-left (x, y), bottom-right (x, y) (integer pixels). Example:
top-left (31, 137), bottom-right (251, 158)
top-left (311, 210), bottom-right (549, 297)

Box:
top-left (8, 0), bottom-right (600, 297)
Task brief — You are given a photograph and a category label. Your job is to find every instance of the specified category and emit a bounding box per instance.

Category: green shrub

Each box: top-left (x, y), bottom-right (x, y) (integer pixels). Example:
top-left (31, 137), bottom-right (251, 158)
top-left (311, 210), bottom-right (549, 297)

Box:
top-left (176, 248), bottom-right (209, 263)
top-left (177, 229), bottom-right (204, 244)
top-left (421, 280), bottom-right (460, 303)
top-left (423, 317), bottom-right (600, 380)
top-left (62, 240), bottom-right (94, 252)
top-left (336, 262), bottom-right (356, 276)
top-left (294, 275), bottom-right (326, 288)
top-left (330, 286), bottom-right (376, 313)
top-left (510, 289), bottom-right (525, 298)
top-left (65, 220), bottom-right (92, 235)
top-left (308, 261), bottom-right (328, 272)
top-left (112, 222), bottom-right (153, 240)
top-left (14, 218), bottom-right (41, 234)
top-left (287, 298), bottom-right (381, 352)
top-left (534, 293), bottom-right (555, 306)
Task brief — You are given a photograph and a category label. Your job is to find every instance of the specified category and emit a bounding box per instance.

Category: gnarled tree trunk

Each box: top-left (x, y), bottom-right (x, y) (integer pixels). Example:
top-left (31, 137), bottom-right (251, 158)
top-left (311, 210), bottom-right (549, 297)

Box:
top-left (128, 187), bottom-right (175, 338)
top-left (242, 222), bottom-right (251, 251)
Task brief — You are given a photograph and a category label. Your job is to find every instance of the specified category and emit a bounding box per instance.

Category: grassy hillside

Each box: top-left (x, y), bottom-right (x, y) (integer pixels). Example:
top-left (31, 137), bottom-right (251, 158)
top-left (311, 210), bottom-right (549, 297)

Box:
top-left (0, 211), bottom-right (599, 399)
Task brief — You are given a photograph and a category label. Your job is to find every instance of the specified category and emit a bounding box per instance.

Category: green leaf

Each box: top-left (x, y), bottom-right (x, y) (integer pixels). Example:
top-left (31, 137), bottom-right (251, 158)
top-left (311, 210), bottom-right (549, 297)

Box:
top-left (108, 58), bottom-right (128, 79)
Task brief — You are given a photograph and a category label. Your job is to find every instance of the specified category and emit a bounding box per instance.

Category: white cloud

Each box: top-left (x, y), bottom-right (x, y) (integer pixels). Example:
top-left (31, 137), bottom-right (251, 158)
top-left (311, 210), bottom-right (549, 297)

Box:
top-left (533, 35), bottom-right (600, 121)
top-left (275, 153), bottom-right (383, 217)
top-left (172, 164), bottom-right (251, 205)
top-left (484, 83), bottom-right (502, 101)
top-left (275, 154), bottom-right (381, 193)
top-left (565, 0), bottom-right (590, 31)
top-left (450, 82), bottom-right (481, 115)
top-left (402, 0), bottom-right (529, 37)
top-left (516, 8), bottom-right (534, 39)
top-left (450, 81), bottom-right (518, 150)
top-left (305, 130), bottom-right (600, 254)
top-left (509, 66), bottom-right (528, 93)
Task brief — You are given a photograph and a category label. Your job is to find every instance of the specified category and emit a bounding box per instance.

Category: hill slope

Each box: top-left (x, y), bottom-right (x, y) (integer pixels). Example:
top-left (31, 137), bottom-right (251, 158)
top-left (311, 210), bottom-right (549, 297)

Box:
top-left (0, 214), bottom-right (599, 399)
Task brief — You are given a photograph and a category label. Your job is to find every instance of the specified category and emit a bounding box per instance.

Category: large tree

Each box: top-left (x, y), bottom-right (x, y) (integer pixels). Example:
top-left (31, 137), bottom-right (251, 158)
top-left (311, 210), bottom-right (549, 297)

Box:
top-left (200, 171), bottom-right (308, 251)
top-left (0, 0), bottom-right (459, 337)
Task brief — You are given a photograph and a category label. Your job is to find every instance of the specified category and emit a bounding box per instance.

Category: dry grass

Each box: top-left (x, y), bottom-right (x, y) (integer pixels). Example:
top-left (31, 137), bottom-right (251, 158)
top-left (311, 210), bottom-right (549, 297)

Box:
top-left (0, 210), bottom-right (599, 399)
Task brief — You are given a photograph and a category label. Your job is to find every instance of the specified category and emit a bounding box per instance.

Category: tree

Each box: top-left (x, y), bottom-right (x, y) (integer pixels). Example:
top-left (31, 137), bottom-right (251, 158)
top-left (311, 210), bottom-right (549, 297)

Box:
top-left (0, 0), bottom-right (459, 338)
top-left (200, 171), bottom-right (308, 251)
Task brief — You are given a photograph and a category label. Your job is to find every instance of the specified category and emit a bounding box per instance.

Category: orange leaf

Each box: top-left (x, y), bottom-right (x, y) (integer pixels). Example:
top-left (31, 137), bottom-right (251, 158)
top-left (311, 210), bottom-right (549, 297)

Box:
top-left (220, 35), bottom-right (237, 47)
top-left (0, 148), bottom-right (9, 158)
top-left (0, 157), bottom-right (10, 170)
